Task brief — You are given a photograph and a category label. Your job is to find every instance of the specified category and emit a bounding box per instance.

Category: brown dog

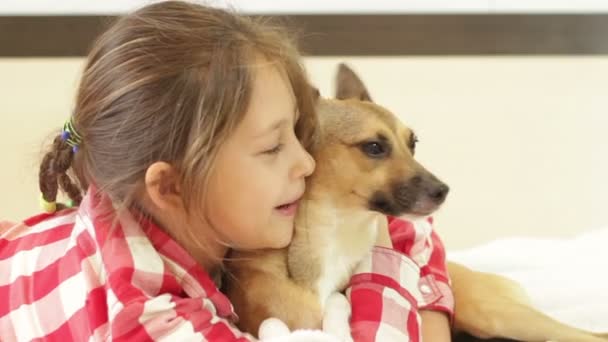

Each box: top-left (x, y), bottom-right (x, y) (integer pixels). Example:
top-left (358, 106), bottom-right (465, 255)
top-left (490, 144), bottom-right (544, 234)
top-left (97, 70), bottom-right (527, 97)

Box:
top-left (225, 64), bottom-right (608, 342)
top-left (224, 64), bottom-right (449, 338)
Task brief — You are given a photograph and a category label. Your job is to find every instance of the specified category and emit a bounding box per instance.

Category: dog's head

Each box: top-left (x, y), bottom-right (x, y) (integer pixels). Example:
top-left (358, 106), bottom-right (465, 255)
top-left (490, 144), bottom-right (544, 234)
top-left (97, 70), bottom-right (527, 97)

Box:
top-left (308, 64), bottom-right (448, 218)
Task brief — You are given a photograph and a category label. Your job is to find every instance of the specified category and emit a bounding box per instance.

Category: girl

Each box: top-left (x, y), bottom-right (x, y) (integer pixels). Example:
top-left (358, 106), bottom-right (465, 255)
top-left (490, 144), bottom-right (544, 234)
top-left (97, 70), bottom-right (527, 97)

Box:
top-left (0, 2), bottom-right (453, 341)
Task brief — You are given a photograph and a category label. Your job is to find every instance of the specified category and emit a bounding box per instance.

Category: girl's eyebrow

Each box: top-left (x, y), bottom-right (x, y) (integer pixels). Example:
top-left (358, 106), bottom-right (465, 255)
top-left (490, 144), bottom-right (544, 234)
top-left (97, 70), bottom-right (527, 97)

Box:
top-left (253, 103), bottom-right (298, 139)
top-left (255, 118), bottom-right (287, 139)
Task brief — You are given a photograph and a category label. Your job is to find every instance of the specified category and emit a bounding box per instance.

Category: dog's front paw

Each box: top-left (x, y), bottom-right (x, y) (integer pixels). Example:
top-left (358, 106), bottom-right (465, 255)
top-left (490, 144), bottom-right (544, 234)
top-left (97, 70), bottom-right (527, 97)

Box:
top-left (323, 293), bottom-right (353, 342)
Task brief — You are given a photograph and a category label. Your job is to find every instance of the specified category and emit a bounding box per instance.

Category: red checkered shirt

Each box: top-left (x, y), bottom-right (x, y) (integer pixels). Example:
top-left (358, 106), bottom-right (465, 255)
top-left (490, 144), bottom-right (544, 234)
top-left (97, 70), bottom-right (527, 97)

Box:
top-left (0, 189), bottom-right (453, 341)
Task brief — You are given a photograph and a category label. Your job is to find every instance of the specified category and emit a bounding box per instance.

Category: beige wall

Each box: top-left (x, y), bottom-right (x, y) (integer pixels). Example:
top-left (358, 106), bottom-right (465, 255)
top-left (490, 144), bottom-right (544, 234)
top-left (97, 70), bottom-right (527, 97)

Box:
top-left (2, 57), bottom-right (607, 249)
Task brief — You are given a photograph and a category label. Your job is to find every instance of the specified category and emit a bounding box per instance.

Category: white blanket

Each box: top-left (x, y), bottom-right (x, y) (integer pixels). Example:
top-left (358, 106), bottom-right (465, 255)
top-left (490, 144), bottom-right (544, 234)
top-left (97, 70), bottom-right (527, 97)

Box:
top-left (448, 227), bottom-right (608, 333)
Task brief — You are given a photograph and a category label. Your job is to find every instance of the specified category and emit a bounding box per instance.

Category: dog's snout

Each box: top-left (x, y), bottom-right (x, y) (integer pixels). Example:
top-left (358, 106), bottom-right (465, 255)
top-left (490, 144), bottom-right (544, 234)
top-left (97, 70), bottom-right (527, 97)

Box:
top-left (410, 175), bottom-right (422, 186)
top-left (429, 183), bottom-right (449, 204)
top-left (387, 176), bottom-right (448, 217)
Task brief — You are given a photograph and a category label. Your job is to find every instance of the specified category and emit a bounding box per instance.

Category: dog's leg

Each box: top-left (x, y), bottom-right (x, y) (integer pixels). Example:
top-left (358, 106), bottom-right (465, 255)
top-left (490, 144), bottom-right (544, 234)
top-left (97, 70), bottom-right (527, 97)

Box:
top-left (470, 299), bottom-right (608, 342)
top-left (449, 262), bottom-right (608, 342)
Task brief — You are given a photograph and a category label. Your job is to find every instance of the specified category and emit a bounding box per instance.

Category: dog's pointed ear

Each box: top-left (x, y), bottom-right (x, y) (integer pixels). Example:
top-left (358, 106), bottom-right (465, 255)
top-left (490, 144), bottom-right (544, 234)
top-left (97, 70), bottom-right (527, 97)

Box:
top-left (335, 63), bottom-right (372, 102)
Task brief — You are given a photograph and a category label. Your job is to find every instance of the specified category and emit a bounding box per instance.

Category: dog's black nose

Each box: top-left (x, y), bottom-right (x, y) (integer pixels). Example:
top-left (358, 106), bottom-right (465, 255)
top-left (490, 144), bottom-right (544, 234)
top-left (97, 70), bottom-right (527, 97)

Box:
top-left (429, 184), bottom-right (449, 203)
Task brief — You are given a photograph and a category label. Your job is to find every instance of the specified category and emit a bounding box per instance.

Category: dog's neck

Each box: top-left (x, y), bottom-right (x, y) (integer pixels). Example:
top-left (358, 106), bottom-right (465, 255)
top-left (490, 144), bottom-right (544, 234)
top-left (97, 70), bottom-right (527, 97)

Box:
top-left (288, 193), bottom-right (384, 306)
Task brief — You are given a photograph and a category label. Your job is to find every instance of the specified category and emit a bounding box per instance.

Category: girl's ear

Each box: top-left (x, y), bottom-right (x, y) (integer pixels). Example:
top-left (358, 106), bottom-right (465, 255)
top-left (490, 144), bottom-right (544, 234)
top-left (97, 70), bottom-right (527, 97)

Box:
top-left (144, 161), bottom-right (184, 210)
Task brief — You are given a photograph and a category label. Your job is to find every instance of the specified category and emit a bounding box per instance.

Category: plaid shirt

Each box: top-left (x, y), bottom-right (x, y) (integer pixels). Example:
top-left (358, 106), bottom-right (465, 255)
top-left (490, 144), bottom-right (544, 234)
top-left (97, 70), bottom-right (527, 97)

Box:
top-left (0, 188), bottom-right (453, 341)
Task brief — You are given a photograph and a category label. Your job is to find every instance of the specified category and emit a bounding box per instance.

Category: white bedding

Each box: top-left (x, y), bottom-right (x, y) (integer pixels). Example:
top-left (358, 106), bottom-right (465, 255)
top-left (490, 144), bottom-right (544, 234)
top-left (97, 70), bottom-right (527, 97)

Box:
top-left (448, 227), bottom-right (608, 333)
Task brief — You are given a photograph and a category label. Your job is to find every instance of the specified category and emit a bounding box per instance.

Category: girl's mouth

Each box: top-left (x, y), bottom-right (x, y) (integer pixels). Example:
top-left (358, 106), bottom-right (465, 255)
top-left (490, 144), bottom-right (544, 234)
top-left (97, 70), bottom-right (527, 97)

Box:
top-left (275, 200), bottom-right (299, 216)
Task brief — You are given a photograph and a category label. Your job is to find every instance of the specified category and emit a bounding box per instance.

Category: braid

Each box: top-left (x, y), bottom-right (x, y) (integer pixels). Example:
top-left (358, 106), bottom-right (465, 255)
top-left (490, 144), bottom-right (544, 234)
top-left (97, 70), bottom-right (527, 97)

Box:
top-left (53, 141), bottom-right (74, 174)
top-left (38, 134), bottom-right (83, 208)
top-left (59, 173), bottom-right (83, 205)
top-left (38, 136), bottom-right (62, 204)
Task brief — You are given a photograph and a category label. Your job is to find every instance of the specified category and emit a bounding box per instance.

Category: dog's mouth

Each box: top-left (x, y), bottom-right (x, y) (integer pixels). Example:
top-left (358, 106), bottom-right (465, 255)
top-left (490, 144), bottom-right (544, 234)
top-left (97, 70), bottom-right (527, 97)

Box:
top-left (353, 178), bottom-right (449, 217)
top-left (405, 199), bottom-right (444, 217)
top-left (367, 193), bottom-right (442, 217)
top-left (352, 191), bottom-right (403, 216)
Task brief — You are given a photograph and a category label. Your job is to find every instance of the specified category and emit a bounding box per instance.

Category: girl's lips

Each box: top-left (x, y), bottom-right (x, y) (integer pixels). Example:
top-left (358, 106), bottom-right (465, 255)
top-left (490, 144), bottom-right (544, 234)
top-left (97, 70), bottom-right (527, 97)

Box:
top-left (276, 200), bottom-right (299, 216)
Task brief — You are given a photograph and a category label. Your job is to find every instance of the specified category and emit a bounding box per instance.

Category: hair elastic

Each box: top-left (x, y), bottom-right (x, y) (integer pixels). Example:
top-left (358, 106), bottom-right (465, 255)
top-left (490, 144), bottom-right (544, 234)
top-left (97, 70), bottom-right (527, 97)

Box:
top-left (61, 117), bottom-right (82, 153)
top-left (40, 194), bottom-right (57, 213)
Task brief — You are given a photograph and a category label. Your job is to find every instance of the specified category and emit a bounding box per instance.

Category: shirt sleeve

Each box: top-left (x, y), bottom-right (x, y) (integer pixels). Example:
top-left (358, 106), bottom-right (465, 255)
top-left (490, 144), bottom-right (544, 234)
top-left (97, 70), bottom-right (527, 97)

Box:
top-left (110, 293), bottom-right (256, 341)
top-left (388, 216), bottom-right (454, 319)
top-left (346, 246), bottom-right (423, 342)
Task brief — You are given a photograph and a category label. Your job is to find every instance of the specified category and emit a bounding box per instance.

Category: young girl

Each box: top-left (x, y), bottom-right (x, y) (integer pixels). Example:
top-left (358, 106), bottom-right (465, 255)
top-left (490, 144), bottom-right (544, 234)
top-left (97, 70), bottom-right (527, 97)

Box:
top-left (0, 2), bottom-right (453, 341)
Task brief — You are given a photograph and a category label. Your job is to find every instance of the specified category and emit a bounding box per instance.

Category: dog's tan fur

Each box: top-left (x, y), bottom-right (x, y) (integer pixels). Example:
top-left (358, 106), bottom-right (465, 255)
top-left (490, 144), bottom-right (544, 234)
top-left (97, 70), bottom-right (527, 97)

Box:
top-left (225, 64), bottom-right (608, 342)
top-left (224, 248), bottom-right (323, 334)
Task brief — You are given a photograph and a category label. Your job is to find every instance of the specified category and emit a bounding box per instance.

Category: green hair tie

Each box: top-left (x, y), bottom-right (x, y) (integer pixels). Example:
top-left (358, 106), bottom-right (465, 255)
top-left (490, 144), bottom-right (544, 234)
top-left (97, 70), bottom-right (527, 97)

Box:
top-left (61, 117), bottom-right (82, 153)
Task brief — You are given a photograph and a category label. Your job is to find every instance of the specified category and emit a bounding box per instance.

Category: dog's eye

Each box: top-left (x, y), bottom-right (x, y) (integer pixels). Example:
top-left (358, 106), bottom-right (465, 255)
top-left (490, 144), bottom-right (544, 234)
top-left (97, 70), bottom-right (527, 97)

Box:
top-left (361, 141), bottom-right (387, 158)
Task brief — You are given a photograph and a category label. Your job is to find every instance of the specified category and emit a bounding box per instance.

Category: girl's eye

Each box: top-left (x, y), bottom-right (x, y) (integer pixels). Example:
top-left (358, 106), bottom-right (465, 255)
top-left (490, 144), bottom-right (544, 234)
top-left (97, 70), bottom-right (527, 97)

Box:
top-left (264, 144), bottom-right (283, 155)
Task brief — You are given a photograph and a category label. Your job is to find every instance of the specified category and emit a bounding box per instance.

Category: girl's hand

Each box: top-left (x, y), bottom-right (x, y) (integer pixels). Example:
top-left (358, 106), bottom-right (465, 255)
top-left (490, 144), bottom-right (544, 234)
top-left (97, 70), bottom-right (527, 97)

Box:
top-left (420, 310), bottom-right (452, 341)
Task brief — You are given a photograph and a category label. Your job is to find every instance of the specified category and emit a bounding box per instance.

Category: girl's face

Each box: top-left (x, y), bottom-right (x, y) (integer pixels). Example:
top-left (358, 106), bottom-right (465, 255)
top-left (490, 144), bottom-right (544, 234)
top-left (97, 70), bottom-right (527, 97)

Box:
top-left (202, 61), bottom-right (316, 250)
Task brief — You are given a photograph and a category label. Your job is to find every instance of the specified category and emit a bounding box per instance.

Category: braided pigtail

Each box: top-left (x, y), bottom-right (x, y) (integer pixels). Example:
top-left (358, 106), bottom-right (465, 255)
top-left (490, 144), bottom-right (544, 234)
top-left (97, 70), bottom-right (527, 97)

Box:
top-left (38, 119), bottom-right (83, 213)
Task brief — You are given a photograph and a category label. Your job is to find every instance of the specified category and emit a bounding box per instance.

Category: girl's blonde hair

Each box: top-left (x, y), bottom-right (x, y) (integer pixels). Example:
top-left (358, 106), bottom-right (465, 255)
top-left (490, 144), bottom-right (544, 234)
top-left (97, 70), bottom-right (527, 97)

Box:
top-left (39, 1), bottom-right (317, 217)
